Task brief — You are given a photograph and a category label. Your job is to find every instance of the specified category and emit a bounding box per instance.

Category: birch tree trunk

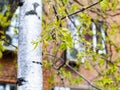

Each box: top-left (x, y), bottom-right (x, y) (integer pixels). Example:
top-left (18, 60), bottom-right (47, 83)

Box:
top-left (18, 0), bottom-right (42, 90)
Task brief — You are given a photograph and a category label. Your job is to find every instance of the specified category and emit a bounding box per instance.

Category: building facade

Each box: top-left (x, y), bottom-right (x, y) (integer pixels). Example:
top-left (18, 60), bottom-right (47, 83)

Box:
top-left (0, 0), bottom-right (120, 90)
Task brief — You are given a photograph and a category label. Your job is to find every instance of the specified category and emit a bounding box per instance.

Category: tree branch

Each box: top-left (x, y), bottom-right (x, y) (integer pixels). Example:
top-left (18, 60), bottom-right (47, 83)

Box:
top-left (61, 0), bottom-right (78, 28)
top-left (0, 38), bottom-right (18, 49)
top-left (45, 53), bottom-right (101, 90)
top-left (53, 5), bottom-right (62, 27)
top-left (66, 64), bottom-right (101, 90)
top-left (61, 0), bottom-right (103, 20)
top-left (73, 0), bottom-right (84, 6)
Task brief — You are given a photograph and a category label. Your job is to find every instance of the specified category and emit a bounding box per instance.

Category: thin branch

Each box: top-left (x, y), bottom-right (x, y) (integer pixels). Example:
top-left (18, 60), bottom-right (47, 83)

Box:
top-left (45, 53), bottom-right (65, 86)
top-left (0, 38), bottom-right (18, 49)
top-left (61, 0), bottom-right (103, 20)
top-left (90, 9), bottom-right (106, 19)
top-left (73, 0), bottom-right (84, 6)
top-left (107, 13), bottom-right (120, 17)
top-left (57, 71), bottom-right (65, 86)
top-left (43, 3), bottom-right (48, 16)
top-left (45, 53), bottom-right (101, 90)
top-left (53, 5), bottom-right (59, 21)
top-left (71, 0), bottom-right (105, 19)
top-left (61, 0), bottom-right (77, 28)
top-left (53, 5), bottom-right (62, 27)
top-left (53, 5), bottom-right (67, 70)
top-left (66, 64), bottom-right (101, 90)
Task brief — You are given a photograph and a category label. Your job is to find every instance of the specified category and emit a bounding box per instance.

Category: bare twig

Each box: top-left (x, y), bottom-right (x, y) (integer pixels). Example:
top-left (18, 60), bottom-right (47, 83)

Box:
top-left (73, 0), bottom-right (84, 6)
top-left (45, 53), bottom-right (101, 90)
top-left (61, 0), bottom-right (77, 28)
top-left (53, 5), bottom-right (62, 27)
top-left (45, 53), bottom-right (65, 86)
top-left (61, 0), bottom-right (103, 20)
top-left (107, 13), bottom-right (120, 17)
top-left (0, 38), bottom-right (18, 49)
top-left (66, 64), bottom-right (101, 90)
top-left (90, 9), bottom-right (106, 19)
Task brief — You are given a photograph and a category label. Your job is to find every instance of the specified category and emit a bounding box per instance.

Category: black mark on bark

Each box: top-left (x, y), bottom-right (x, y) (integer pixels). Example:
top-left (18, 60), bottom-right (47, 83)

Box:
top-left (16, 77), bottom-right (27, 86)
top-left (25, 2), bottom-right (40, 19)
top-left (32, 61), bottom-right (42, 65)
top-left (18, 0), bottom-right (24, 6)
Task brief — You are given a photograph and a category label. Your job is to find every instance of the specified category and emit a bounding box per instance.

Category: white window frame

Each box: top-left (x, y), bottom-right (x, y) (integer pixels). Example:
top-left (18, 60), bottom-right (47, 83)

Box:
top-left (67, 16), bottom-right (85, 63)
top-left (0, 84), bottom-right (16, 90)
top-left (3, 7), bottom-right (19, 51)
top-left (53, 87), bottom-right (70, 90)
top-left (67, 16), bottom-right (106, 63)
top-left (92, 22), bottom-right (106, 54)
top-left (52, 86), bottom-right (90, 90)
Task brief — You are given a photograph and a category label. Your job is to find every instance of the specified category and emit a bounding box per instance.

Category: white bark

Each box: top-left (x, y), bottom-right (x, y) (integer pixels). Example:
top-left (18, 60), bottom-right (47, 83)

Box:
top-left (18, 0), bottom-right (42, 90)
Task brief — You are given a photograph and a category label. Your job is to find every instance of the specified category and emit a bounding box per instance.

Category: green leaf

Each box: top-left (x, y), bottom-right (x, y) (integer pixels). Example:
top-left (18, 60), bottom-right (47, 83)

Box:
top-left (2, 17), bottom-right (7, 22)
top-left (0, 13), bottom-right (3, 19)
top-left (98, 58), bottom-right (104, 66)
top-left (43, 60), bottom-right (51, 68)
top-left (63, 0), bottom-right (69, 4)
top-left (101, 76), bottom-right (113, 85)
top-left (109, 65), bottom-right (117, 73)
top-left (85, 61), bottom-right (92, 70)
top-left (0, 51), bottom-right (2, 58)
top-left (115, 74), bottom-right (120, 81)
top-left (48, 75), bottom-right (54, 84)
top-left (59, 43), bottom-right (67, 50)
top-left (31, 40), bottom-right (39, 49)
top-left (116, 45), bottom-right (120, 52)
top-left (60, 28), bottom-right (73, 48)
top-left (74, 76), bottom-right (82, 84)
top-left (100, 0), bottom-right (109, 10)
top-left (0, 43), bottom-right (5, 52)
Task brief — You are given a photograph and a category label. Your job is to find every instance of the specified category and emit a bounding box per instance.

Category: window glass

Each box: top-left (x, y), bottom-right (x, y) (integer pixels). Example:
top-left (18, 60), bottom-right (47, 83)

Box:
top-left (52, 87), bottom-right (70, 90)
top-left (0, 0), bottom-right (19, 51)
top-left (52, 87), bottom-right (89, 90)
top-left (9, 84), bottom-right (16, 90)
top-left (0, 85), bottom-right (4, 90)
top-left (67, 16), bottom-right (107, 63)
top-left (0, 84), bottom-right (16, 90)
top-left (91, 22), bottom-right (106, 54)
top-left (67, 16), bottom-right (85, 63)
top-left (3, 7), bottom-right (19, 50)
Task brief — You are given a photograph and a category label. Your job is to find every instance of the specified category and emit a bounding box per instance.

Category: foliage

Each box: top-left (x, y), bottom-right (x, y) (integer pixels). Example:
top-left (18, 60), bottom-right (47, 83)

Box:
top-left (1, 0), bottom-right (120, 90)
top-left (0, 4), bottom-right (12, 58)
top-left (42, 0), bottom-right (120, 89)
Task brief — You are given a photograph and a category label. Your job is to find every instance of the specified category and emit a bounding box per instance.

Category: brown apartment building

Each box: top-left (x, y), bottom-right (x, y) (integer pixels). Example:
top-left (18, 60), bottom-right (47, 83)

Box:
top-left (0, 0), bottom-right (120, 90)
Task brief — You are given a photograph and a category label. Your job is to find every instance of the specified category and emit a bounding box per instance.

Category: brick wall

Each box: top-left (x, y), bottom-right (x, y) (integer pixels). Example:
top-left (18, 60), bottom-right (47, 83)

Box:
top-left (0, 51), bottom-right (17, 83)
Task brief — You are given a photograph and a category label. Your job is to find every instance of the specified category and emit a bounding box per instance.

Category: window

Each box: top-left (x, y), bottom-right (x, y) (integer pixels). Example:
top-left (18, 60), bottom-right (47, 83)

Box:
top-left (52, 87), bottom-right (70, 90)
top-left (52, 86), bottom-right (89, 90)
top-left (67, 16), bottom-right (85, 63)
top-left (0, 0), bottom-right (19, 51)
top-left (0, 84), bottom-right (16, 90)
top-left (0, 3), bottom-right (19, 51)
top-left (91, 22), bottom-right (106, 54)
top-left (0, 0), bottom-right (8, 13)
top-left (4, 7), bottom-right (19, 50)
top-left (67, 16), bottom-right (107, 63)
